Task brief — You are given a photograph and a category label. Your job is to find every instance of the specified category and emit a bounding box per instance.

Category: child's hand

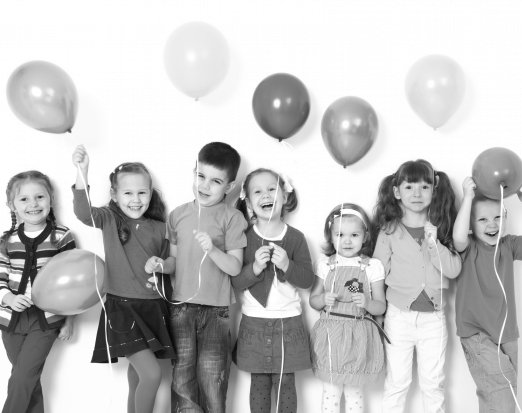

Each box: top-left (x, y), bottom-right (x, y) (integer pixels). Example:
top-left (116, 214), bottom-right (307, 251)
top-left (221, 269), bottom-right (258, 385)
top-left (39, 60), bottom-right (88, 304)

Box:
top-left (323, 292), bottom-right (338, 307)
top-left (145, 256), bottom-right (164, 274)
top-left (352, 292), bottom-right (367, 309)
top-left (72, 145), bottom-right (89, 170)
top-left (253, 245), bottom-right (272, 274)
top-left (462, 177), bottom-right (476, 200)
top-left (4, 293), bottom-right (32, 312)
top-left (424, 222), bottom-right (438, 245)
top-left (194, 231), bottom-right (214, 253)
top-left (58, 316), bottom-right (74, 341)
top-left (269, 243), bottom-right (289, 272)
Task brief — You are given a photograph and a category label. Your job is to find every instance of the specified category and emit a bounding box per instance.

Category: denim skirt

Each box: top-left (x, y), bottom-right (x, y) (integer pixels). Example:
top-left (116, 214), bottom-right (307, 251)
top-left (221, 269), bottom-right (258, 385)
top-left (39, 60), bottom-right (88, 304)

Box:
top-left (91, 294), bottom-right (176, 363)
top-left (234, 314), bottom-right (311, 373)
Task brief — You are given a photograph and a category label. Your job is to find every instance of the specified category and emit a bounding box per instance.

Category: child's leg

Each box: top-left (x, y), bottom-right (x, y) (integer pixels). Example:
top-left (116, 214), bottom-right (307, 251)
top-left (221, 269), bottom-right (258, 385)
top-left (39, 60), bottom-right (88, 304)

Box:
top-left (1, 327), bottom-right (58, 413)
top-left (321, 382), bottom-right (342, 413)
top-left (460, 333), bottom-right (517, 413)
top-left (126, 349), bottom-right (161, 413)
top-left (196, 305), bottom-right (231, 413)
top-left (271, 372), bottom-right (297, 413)
top-left (416, 311), bottom-right (447, 413)
top-left (250, 373), bottom-right (272, 413)
top-left (343, 385), bottom-right (363, 413)
top-left (382, 304), bottom-right (415, 413)
top-left (127, 364), bottom-right (139, 413)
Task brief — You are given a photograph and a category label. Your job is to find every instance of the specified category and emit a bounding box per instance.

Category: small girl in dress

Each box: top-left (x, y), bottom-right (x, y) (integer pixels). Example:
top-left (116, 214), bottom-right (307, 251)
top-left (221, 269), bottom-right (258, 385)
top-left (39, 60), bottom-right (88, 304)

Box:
top-left (309, 203), bottom-right (386, 413)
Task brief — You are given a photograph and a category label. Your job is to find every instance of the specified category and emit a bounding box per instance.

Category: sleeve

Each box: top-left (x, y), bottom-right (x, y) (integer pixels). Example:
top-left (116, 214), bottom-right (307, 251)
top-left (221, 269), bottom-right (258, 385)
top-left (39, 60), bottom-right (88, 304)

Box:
top-left (72, 186), bottom-right (110, 229)
top-left (366, 258), bottom-right (385, 283)
top-left (315, 255), bottom-right (330, 281)
top-left (0, 246), bottom-right (11, 305)
top-left (166, 209), bottom-right (177, 245)
top-left (280, 230), bottom-right (314, 289)
top-left (509, 235), bottom-right (522, 261)
top-left (231, 231), bottom-right (263, 290)
top-left (224, 210), bottom-right (248, 251)
top-left (427, 240), bottom-right (462, 279)
top-left (56, 228), bottom-right (77, 253)
top-left (372, 231), bottom-right (392, 277)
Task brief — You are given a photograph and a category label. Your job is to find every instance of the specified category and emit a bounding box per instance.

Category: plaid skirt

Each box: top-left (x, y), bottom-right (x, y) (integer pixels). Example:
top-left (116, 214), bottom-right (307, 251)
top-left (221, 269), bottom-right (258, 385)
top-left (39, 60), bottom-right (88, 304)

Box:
top-left (91, 294), bottom-right (175, 363)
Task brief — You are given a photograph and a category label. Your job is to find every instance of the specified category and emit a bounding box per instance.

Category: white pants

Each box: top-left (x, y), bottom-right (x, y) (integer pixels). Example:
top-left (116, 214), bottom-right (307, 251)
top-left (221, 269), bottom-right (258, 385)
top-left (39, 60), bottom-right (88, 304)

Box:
top-left (382, 303), bottom-right (447, 413)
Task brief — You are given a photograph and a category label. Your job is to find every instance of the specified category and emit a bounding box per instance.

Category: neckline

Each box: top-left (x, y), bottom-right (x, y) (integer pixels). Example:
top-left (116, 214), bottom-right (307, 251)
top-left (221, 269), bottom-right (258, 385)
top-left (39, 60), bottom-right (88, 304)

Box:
top-left (253, 224), bottom-right (287, 241)
top-left (17, 222), bottom-right (52, 246)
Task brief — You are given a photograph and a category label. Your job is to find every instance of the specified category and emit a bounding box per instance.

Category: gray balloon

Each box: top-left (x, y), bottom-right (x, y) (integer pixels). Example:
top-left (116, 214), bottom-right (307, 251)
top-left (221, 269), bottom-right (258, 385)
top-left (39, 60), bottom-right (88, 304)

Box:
top-left (321, 96), bottom-right (378, 167)
top-left (7, 60), bottom-right (78, 133)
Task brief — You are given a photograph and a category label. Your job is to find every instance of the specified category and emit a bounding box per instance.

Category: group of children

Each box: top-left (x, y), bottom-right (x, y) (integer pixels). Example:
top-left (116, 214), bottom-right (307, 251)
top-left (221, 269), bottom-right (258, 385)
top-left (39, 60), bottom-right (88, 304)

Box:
top-left (0, 141), bottom-right (519, 413)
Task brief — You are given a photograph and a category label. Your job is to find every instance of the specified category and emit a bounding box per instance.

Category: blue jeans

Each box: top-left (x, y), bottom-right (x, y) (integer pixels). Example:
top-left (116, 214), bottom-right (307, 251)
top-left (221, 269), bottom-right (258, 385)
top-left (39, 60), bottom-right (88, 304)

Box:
top-left (460, 333), bottom-right (518, 413)
top-left (169, 303), bottom-right (231, 413)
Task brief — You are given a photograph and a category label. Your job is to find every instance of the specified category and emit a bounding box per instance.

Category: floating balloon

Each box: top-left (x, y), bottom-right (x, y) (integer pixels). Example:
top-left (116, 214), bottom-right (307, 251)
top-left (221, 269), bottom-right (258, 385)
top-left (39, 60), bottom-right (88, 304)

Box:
top-left (252, 73), bottom-right (310, 141)
top-left (321, 96), bottom-right (378, 168)
top-left (32, 249), bottom-right (105, 315)
top-left (164, 22), bottom-right (230, 99)
top-left (472, 147), bottom-right (522, 199)
top-left (6, 60), bottom-right (78, 133)
top-left (405, 55), bottom-right (465, 129)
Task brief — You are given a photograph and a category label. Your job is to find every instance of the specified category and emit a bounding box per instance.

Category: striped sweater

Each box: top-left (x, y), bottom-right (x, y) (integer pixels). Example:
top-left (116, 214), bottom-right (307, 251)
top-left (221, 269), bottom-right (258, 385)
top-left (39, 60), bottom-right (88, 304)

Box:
top-left (0, 222), bottom-right (76, 331)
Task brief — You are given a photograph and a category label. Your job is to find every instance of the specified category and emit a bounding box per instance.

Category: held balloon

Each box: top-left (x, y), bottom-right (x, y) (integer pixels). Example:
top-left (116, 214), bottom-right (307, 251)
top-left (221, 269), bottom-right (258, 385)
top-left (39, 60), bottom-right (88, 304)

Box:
top-left (405, 55), bottom-right (465, 129)
top-left (32, 249), bottom-right (105, 315)
top-left (321, 96), bottom-right (378, 168)
top-left (164, 22), bottom-right (230, 99)
top-left (252, 73), bottom-right (310, 141)
top-left (6, 61), bottom-right (78, 133)
top-left (472, 147), bottom-right (522, 199)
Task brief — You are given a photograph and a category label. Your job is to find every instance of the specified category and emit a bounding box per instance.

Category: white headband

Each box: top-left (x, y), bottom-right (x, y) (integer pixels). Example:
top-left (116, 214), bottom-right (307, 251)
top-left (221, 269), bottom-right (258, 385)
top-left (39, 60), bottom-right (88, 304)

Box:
top-left (330, 208), bottom-right (367, 229)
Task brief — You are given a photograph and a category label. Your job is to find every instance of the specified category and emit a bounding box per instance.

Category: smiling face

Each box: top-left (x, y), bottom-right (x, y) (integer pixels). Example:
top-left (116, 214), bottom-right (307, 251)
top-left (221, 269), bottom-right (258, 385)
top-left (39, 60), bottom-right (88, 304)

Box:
top-left (111, 172), bottom-right (152, 219)
top-left (193, 162), bottom-right (234, 207)
top-left (330, 215), bottom-right (367, 258)
top-left (246, 171), bottom-right (286, 223)
top-left (471, 199), bottom-right (505, 246)
top-left (393, 180), bottom-right (433, 215)
top-left (9, 180), bottom-right (52, 231)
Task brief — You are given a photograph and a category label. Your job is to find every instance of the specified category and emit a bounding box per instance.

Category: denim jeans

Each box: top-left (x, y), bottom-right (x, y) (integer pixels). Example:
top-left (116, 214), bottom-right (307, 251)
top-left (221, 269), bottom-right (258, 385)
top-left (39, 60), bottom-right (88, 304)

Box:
top-left (169, 303), bottom-right (231, 413)
top-left (460, 333), bottom-right (518, 413)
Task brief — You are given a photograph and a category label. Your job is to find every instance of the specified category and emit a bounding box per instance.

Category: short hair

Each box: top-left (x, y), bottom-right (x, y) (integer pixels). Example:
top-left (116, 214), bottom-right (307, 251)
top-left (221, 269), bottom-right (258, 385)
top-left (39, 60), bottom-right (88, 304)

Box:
top-left (471, 194), bottom-right (501, 219)
top-left (198, 142), bottom-right (241, 182)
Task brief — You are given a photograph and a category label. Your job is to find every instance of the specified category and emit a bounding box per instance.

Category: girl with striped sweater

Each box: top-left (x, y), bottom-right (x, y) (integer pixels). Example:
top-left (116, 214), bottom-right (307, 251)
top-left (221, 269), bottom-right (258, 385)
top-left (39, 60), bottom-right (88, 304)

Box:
top-left (0, 170), bottom-right (76, 413)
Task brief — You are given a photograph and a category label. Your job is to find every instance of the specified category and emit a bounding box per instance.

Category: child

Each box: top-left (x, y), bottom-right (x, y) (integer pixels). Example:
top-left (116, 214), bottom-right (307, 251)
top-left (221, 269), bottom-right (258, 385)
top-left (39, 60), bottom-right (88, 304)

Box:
top-left (373, 159), bottom-right (462, 413)
top-left (453, 177), bottom-right (521, 411)
top-left (72, 145), bottom-right (175, 413)
top-left (0, 170), bottom-right (76, 413)
top-left (165, 142), bottom-right (247, 413)
top-left (309, 203), bottom-right (386, 413)
top-left (233, 168), bottom-right (314, 413)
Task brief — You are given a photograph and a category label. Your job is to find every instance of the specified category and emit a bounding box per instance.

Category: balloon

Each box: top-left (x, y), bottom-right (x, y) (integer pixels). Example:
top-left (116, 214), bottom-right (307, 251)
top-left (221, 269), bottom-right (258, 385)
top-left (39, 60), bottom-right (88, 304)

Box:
top-left (321, 96), bottom-right (378, 168)
top-left (472, 147), bottom-right (522, 199)
top-left (6, 61), bottom-right (78, 133)
top-left (32, 249), bottom-right (105, 315)
top-left (164, 22), bottom-right (230, 99)
top-left (252, 73), bottom-right (310, 141)
top-left (405, 55), bottom-right (465, 129)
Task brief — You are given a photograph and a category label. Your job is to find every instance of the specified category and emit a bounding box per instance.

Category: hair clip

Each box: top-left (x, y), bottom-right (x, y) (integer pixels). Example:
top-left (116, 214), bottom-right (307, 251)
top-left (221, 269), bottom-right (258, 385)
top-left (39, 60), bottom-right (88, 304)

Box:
top-left (239, 182), bottom-right (246, 200)
top-left (280, 173), bottom-right (294, 193)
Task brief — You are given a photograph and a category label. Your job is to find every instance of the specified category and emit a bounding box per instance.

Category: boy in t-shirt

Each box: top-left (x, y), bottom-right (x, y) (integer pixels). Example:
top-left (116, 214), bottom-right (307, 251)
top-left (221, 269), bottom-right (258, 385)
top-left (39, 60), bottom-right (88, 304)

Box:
top-left (453, 176), bottom-right (522, 412)
top-left (163, 142), bottom-right (247, 413)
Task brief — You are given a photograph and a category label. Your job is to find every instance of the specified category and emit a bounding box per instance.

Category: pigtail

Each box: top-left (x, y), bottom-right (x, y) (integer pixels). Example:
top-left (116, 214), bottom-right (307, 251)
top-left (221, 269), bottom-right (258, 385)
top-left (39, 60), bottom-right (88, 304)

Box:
top-left (145, 189), bottom-right (166, 223)
top-left (47, 207), bottom-right (59, 246)
top-left (235, 197), bottom-right (252, 226)
top-left (282, 187), bottom-right (298, 217)
top-left (373, 173), bottom-right (402, 235)
top-left (109, 200), bottom-right (130, 245)
top-left (428, 171), bottom-right (457, 253)
top-left (0, 211), bottom-right (17, 255)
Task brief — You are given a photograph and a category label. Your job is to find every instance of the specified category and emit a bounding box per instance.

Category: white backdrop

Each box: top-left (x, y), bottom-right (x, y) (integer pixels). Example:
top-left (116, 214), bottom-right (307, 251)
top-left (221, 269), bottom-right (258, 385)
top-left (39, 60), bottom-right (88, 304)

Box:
top-left (1, 1), bottom-right (522, 412)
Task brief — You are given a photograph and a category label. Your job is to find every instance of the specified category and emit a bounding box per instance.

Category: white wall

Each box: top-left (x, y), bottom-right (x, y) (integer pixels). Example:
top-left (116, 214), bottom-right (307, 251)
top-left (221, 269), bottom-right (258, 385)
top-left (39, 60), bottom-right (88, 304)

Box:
top-left (1, 1), bottom-right (522, 412)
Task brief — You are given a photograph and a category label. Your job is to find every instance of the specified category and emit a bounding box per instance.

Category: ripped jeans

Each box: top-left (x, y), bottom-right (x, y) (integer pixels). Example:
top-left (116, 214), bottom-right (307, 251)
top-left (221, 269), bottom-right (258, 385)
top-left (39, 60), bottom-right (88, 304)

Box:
top-left (169, 303), bottom-right (231, 413)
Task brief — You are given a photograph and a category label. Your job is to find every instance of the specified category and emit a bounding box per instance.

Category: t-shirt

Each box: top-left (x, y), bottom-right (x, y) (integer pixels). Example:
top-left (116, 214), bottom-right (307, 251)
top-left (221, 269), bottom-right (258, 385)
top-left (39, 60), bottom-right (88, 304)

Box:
top-left (455, 235), bottom-right (522, 343)
top-left (167, 200), bottom-right (247, 306)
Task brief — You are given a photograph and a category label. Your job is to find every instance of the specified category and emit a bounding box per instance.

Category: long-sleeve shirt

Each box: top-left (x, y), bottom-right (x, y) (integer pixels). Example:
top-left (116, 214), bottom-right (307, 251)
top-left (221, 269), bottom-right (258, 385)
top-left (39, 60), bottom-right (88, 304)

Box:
top-left (373, 224), bottom-right (461, 310)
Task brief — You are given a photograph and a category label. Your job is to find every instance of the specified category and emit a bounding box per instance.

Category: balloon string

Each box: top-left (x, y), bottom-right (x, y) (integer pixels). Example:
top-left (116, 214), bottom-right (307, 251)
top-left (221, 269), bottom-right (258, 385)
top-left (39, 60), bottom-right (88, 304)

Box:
top-left (494, 186), bottom-right (522, 412)
top-left (275, 318), bottom-right (285, 413)
top-left (76, 164), bottom-right (113, 376)
top-left (430, 233), bottom-right (444, 386)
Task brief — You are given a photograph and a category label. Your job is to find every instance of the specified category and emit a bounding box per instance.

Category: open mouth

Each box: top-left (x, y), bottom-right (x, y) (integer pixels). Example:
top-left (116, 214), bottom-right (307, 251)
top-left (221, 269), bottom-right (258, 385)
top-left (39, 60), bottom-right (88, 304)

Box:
top-left (26, 210), bottom-right (42, 215)
top-left (128, 206), bottom-right (142, 211)
top-left (485, 230), bottom-right (499, 238)
top-left (260, 202), bottom-right (274, 211)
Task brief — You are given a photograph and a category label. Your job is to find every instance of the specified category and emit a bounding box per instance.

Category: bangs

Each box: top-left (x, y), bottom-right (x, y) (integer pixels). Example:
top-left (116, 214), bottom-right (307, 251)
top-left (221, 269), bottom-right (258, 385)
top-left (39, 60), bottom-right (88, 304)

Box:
top-left (397, 160), bottom-right (434, 185)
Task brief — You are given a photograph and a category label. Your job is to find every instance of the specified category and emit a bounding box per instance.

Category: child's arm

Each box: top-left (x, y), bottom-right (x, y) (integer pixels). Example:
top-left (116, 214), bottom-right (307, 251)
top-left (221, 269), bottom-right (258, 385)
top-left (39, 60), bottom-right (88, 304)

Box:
top-left (194, 231), bottom-right (243, 276)
top-left (453, 176), bottom-right (476, 253)
top-left (58, 315), bottom-right (75, 341)
top-left (271, 235), bottom-right (315, 289)
top-left (230, 245), bottom-right (271, 290)
top-left (72, 144), bottom-right (89, 189)
top-left (309, 276), bottom-right (338, 311)
top-left (145, 243), bottom-right (177, 275)
top-left (352, 280), bottom-right (386, 316)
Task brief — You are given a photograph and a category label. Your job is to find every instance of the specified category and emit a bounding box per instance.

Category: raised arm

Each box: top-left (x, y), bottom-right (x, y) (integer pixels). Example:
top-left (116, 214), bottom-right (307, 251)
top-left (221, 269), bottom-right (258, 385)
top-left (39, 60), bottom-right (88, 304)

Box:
top-left (453, 176), bottom-right (476, 252)
top-left (72, 144), bottom-right (89, 189)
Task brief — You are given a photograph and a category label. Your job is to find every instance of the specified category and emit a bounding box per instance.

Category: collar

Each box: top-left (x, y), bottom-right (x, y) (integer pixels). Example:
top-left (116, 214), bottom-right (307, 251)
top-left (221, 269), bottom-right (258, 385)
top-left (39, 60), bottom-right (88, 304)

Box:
top-left (17, 222), bottom-right (53, 247)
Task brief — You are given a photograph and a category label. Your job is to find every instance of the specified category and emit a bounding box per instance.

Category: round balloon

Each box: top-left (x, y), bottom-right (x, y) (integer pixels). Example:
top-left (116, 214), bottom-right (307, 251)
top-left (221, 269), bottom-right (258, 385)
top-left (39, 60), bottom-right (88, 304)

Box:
top-left (252, 73), bottom-right (310, 141)
top-left (164, 22), bottom-right (230, 99)
top-left (32, 249), bottom-right (105, 315)
top-left (321, 96), bottom-right (378, 168)
top-left (472, 147), bottom-right (522, 199)
top-left (405, 54), bottom-right (465, 129)
top-left (6, 61), bottom-right (78, 133)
